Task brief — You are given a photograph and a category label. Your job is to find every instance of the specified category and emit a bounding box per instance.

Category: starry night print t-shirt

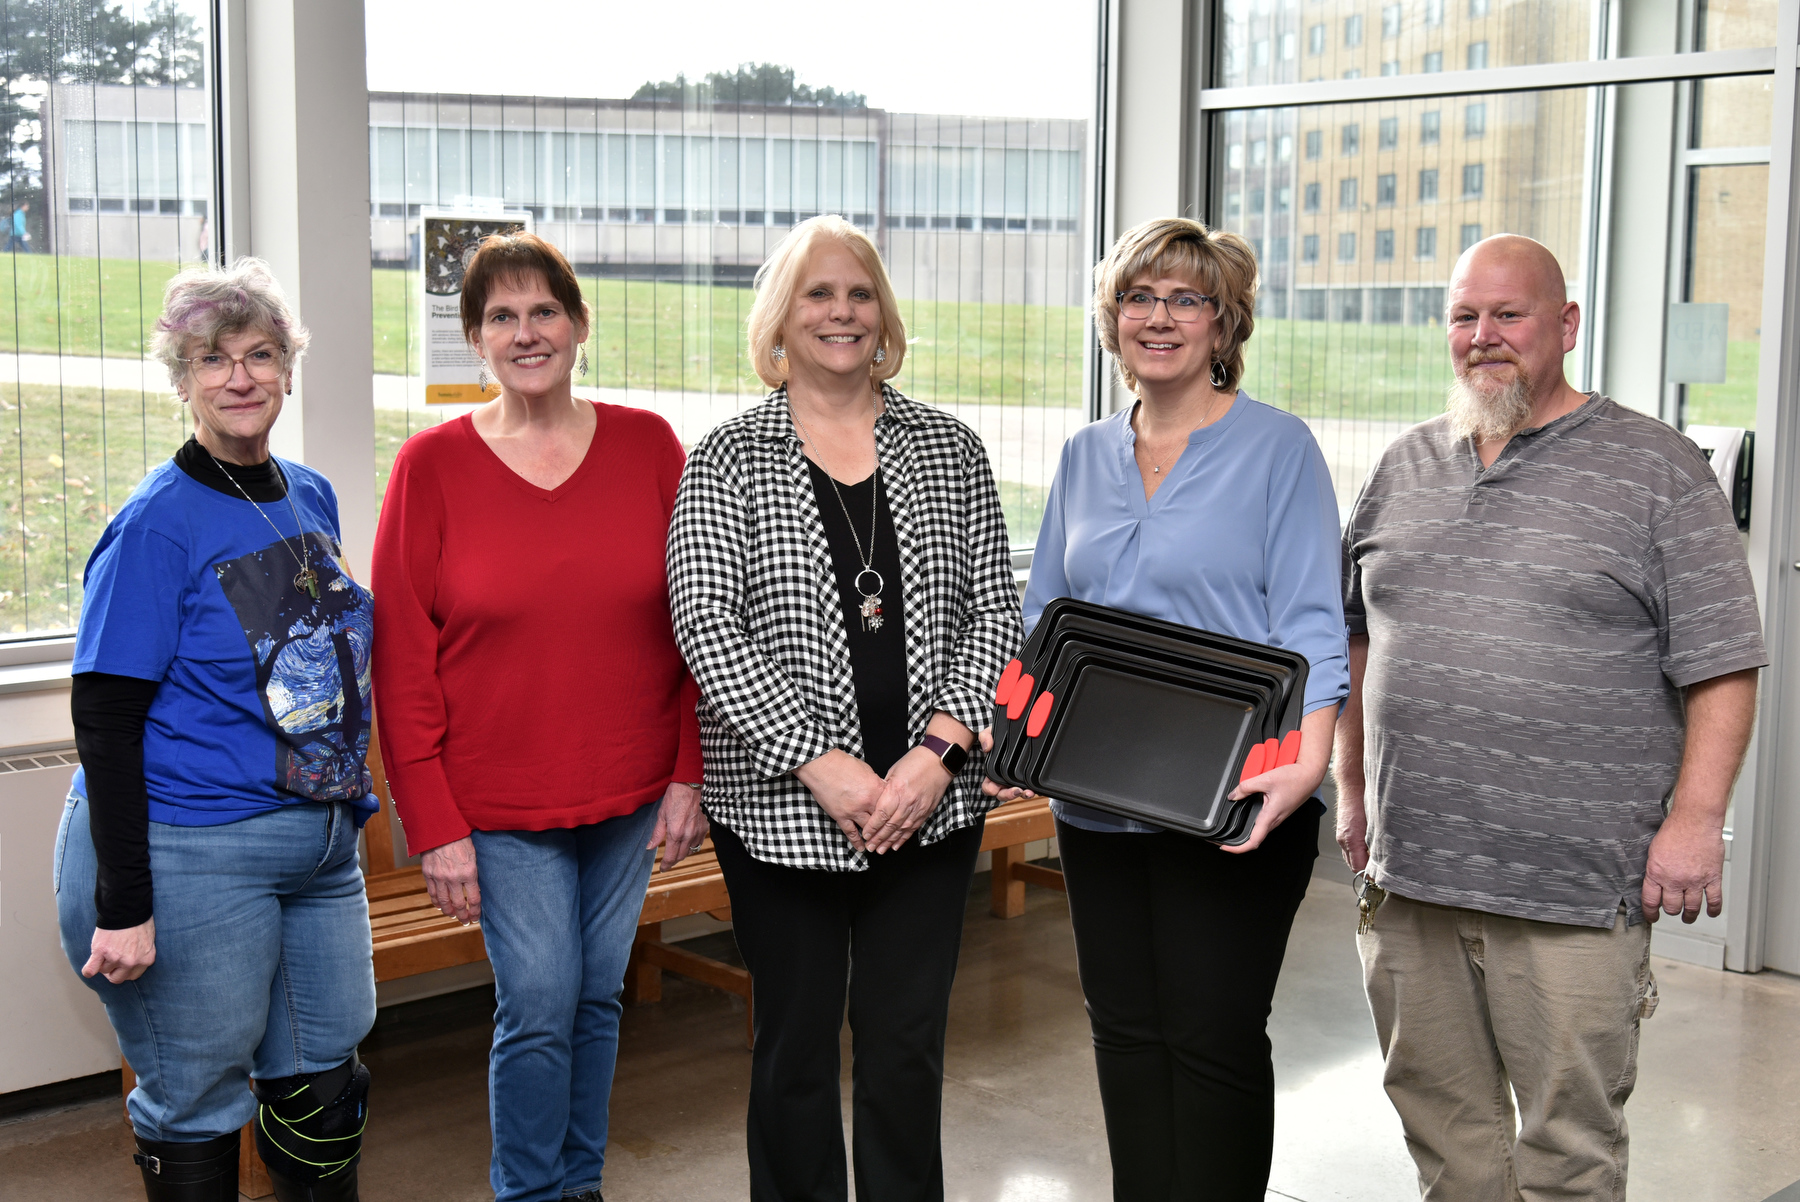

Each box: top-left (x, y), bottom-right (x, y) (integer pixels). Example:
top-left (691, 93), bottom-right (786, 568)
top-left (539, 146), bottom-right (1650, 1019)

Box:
top-left (72, 456), bottom-right (376, 826)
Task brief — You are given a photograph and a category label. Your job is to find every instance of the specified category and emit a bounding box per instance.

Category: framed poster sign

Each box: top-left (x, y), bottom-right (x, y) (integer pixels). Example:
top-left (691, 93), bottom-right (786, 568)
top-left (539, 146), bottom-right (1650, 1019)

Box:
top-left (420, 210), bottom-right (532, 404)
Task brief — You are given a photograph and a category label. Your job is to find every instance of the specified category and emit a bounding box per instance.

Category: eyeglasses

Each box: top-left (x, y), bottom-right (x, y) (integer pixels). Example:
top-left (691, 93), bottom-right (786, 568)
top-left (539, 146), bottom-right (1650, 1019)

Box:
top-left (181, 346), bottom-right (284, 384)
top-left (1116, 290), bottom-right (1217, 323)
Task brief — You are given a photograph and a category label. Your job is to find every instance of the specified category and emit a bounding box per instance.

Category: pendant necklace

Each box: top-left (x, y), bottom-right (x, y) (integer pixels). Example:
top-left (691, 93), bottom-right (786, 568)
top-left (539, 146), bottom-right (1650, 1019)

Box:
top-left (208, 450), bottom-right (320, 599)
top-left (790, 391), bottom-right (885, 632)
top-left (1138, 390), bottom-right (1228, 476)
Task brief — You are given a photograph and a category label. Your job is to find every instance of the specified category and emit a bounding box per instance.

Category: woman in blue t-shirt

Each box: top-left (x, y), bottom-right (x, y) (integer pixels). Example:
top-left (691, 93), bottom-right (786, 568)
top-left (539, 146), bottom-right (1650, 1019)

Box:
top-left (55, 259), bottom-right (377, 1202)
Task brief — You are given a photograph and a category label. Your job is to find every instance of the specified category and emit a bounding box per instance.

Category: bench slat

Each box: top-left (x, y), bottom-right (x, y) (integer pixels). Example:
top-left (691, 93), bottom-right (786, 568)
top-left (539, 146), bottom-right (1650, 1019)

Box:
top-left (372, 924), bottom-right (488, 982)
top-left (979, 799), bottom-right (1057, 850)
top-left (355, 788), bottom-right (1062, 993)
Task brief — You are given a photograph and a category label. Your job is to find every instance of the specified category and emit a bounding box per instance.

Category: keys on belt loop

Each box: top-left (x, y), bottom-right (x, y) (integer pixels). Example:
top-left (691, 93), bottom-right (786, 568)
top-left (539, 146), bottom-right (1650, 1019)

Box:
top-left (1354, 871), bottom-right (1387, 935)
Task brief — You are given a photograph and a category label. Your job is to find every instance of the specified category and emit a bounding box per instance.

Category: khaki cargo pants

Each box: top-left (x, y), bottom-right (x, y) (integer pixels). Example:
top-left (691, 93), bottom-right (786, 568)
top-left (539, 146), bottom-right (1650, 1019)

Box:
top-left (1358, 892), bottom-right (1658, 1202)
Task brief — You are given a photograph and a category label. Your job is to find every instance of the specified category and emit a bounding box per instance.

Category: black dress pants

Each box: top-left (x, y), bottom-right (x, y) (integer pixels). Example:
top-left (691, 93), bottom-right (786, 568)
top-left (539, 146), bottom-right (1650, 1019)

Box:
top-left (712, 820), bottom-right (984, 1202)
top-left (1055, 800), bottom-right (1322, 1202)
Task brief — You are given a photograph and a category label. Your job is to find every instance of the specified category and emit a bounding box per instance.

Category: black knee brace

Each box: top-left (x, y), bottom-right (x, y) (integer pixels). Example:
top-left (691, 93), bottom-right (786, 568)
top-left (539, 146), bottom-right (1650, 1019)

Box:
top-left (250, 1053), bottom-right (369, 1190)
top-left (132, 1130), bottom-right (240, 1201)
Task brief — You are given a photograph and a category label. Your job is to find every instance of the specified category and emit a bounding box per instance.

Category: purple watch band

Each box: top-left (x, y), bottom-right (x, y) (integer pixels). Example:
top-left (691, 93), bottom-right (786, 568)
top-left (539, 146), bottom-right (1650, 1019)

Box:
top-left (920, 734), bottom-right (969, 775)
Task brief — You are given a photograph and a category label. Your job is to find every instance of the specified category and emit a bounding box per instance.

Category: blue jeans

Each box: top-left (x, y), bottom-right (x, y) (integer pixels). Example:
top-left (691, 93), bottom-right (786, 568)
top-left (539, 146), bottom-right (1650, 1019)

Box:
top-left (473, 800), bottom-right (660, 1202)
top-left (54, 791), bottom-right (376, 1141)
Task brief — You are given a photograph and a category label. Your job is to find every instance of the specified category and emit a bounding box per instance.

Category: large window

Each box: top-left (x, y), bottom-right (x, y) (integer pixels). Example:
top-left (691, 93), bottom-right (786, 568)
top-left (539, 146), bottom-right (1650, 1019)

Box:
top-left (1210, 0), bottom-right (1777, 516)
top-left (1215, 0), bottom-right (1778, 89)
top-left (363, 4), bottom-right (1101, 548)
top-left (0, 2), bottom-right (214, 637)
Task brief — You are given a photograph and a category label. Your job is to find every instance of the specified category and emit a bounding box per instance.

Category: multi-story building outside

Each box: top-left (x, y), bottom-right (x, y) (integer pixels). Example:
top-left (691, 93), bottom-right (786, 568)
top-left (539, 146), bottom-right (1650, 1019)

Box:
top-left (1216, 0), bottom-right (1592, 326)
top-left (40, 82), bottom-right (214, 261)
top-left (363, 93), bottom-right (1088, 308)
top-left (39, 85), bottom-right (1089, 313)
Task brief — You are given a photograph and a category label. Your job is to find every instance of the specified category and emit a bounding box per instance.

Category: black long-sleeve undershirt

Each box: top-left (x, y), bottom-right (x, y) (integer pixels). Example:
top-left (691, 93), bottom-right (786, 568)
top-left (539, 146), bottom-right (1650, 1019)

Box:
top-left (74, 439), bottom-right (288, 929)
top-left (72, 672), bottom-right (162, 929)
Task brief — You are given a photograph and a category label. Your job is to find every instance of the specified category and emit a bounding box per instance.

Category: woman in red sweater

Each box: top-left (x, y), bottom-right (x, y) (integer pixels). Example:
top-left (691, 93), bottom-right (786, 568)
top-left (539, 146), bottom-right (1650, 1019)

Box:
top-left (372, 232), bottom-right (704, 1202)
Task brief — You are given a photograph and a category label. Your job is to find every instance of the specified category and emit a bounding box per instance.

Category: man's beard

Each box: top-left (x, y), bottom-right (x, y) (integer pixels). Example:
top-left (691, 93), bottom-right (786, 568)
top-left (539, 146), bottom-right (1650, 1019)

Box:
top-left (1446, 357), bottom-right (1533, 444)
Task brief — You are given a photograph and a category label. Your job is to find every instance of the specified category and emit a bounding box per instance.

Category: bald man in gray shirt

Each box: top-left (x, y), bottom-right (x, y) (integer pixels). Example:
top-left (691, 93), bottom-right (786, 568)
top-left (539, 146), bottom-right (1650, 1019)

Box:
top-left (1336, 235), bottom-right (1765, 1201)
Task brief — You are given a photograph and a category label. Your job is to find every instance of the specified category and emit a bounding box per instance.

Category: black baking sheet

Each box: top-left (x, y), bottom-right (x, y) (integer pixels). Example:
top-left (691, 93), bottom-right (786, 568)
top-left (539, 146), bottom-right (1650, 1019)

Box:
top-left (1003, 639), bottom-right (1277, 793)
top-left (1030, 660), bottom-right (1265, 838)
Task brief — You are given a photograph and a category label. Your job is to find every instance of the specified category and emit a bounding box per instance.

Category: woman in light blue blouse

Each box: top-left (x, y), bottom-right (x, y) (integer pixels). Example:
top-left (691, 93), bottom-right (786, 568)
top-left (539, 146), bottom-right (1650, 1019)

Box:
top-left (990, 217), bottom-right (1348, 1200)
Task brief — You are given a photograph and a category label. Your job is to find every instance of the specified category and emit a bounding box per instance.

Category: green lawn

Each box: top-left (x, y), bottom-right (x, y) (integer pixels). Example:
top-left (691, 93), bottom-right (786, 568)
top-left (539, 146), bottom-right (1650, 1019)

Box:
top-left (1, 256), bottom-right (1762, 633)
top-left (0, 255), bottom-right (184, 360)
top-left (1242, 317), bottom-right (1455, 424)
top-left (374, 404), bottom-right (1051, 545)
top-left (1683, 339), bottom-right (1761, 429)
top-left (999, 479), bottom-right (1050, 548)
top-left (374, 268), bottom-right (1086, 409)
top-left (0, 383), bottom-right (191, 633)
top-left (4, 392), bottom-right (1051, 632)
top-left (1246, 318), bottom-right (1764, 430)
top-left (0, 257), bottom-right (1082, 412)
top-left (0, 255), bottom-right (1763, 431)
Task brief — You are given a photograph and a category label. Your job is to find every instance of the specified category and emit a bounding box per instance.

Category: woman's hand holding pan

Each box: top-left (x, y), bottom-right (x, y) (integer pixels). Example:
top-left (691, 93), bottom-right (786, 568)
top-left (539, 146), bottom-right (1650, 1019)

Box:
top-left (1221, 706), bottom-right (1336, 854)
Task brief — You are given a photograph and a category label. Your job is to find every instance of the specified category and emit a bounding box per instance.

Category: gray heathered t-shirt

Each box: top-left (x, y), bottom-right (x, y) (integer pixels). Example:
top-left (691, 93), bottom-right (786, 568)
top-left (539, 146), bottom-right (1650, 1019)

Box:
top-left (1343, 395), bottom-right (1767, 928)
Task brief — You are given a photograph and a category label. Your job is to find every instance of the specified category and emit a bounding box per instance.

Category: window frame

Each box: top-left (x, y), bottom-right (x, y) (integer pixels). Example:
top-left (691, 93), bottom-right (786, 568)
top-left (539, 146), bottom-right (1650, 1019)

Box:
top-left (1191, 5), bottom-right (1798, 975)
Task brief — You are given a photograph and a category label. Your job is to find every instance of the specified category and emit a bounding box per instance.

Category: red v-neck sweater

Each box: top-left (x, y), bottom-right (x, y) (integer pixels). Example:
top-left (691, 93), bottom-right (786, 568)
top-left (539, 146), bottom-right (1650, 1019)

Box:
top-left (372, 402), bottom-right (702, 855)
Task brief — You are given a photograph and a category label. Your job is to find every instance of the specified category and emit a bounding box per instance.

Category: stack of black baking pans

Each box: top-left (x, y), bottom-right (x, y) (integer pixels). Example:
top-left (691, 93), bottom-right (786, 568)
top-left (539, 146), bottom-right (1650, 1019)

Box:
top-left (986, 598), bottom-right (1310, 846)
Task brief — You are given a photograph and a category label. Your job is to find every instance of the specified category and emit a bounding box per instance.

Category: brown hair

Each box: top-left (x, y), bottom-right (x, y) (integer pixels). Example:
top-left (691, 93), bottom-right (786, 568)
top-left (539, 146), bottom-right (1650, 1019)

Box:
top-left (459, 231), bottom-right (590, 347)
top-left (1093, 217), bottom-right (1258, 395)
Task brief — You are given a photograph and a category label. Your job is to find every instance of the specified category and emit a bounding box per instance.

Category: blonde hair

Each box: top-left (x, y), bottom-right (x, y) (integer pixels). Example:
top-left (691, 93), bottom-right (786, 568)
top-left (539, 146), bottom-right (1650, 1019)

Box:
top-left (746, 215), bottom-right (906, 389)
top-left (1093, 217), bottom-right (1258, 395)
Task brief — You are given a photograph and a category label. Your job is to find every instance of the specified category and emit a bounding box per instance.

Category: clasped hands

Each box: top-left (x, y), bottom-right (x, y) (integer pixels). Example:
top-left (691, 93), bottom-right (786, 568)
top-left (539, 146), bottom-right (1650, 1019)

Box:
top-left (798, 746), bottom-right (953, 855)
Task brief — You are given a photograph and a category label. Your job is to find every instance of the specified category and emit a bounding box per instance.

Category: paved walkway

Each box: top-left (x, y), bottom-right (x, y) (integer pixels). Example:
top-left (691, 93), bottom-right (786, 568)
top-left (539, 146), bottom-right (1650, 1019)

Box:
top-left (371, 374), bottom-right (1412, 509)
top-left (1, 352), bottom-right (1413, 509)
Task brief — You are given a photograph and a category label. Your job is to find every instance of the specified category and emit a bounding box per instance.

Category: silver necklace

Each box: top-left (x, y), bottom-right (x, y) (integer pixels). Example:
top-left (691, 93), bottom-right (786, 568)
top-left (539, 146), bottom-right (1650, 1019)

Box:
top-left (789, 392), bottom-right (885, 631)
top-left (1137, 391), bottom-right (1228, 476)
top-left (207, 450), bottom-right (319, 599)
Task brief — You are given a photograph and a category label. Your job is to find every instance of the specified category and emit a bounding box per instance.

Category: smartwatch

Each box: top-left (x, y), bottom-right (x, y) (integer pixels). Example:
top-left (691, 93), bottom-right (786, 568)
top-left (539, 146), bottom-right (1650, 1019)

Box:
top-left (920, 734), bottom-right (970, 777)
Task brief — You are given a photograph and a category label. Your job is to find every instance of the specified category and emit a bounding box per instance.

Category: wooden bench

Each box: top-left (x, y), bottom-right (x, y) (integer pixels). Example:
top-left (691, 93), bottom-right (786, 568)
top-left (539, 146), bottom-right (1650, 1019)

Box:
top-left (616, 795), bottom-right (1068, 1044)
top-left (980, 795), bottom-right (1065, 916)
top-left (122, 736), bottom-right (1064, 1196)
top-left (622, 847), bottom-right (750, 1045)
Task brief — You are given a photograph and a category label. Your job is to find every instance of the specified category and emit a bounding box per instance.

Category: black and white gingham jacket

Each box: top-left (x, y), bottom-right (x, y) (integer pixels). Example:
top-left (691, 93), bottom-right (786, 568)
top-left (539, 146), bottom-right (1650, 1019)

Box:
top-left (667, 385), bottom-right (1023, 871)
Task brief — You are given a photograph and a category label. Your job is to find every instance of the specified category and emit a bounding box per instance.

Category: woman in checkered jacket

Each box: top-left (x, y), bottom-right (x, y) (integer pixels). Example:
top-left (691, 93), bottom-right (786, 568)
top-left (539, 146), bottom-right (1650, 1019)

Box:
top-left (667, 215), bottom-right (1022, 1200)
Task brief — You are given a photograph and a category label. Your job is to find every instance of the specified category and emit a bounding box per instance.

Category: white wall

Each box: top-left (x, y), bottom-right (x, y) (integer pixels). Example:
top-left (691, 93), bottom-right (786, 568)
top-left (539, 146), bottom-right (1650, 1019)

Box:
top-left (0, 760), bottom-right (121, 1094)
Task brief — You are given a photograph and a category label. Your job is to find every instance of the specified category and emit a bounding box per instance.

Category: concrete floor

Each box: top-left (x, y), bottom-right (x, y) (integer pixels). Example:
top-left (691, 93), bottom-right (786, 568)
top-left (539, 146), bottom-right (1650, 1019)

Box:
top-left (3, 872), bottom-right (1797, 1201)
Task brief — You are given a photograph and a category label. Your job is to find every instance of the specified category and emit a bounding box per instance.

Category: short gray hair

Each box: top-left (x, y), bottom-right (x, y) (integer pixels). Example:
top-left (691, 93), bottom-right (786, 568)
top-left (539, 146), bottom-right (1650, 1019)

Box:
top-left (151, 257), bottom-right (311, 388)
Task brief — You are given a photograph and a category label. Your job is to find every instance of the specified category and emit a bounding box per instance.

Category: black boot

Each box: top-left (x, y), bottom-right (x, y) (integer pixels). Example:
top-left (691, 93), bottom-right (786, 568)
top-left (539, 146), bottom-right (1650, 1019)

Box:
top-left (132, 1131), bottom-right (239, 1201)
top-left (266, 1163), bottom-right (360, 1202)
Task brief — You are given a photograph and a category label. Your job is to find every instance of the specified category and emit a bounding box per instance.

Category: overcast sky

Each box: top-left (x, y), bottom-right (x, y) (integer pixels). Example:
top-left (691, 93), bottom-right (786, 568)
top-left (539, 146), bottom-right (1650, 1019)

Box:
top-left (363, 0), bottom-right (1098, 121)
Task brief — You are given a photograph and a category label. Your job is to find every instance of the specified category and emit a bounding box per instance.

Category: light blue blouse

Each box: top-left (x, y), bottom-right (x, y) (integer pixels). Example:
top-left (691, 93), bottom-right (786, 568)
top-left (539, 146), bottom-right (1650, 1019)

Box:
top-left (1022, 392), bottom-right (1350, 833)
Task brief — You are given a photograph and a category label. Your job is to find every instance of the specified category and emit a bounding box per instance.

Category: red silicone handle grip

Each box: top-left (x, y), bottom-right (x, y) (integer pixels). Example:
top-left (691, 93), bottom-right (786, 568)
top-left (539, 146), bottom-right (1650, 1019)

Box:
top-left (1240, 741), bottom-right (1267, 783)
top-left (1276, 730), bottom-right (1302, 767)
top-left (1026, 691), bottom-right (1055, 737)
top-left (994, 658), bottom-right (1023, 706)
top-left (1006, 674), bottom-right (1035, 720)
top-left (1263, 737), bottom-right (1280, 767)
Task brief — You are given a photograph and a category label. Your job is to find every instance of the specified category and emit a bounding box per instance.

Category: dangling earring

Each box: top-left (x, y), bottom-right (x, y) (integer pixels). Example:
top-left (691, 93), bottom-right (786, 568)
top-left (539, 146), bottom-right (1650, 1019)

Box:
top-left (576, 344), bottom-right (590, 379)
top-left (476, 361), bottom-right (492, 390)
top-left (1209, 358), bottom-right (1228, 390)
top-left (873, 345), bottom-right (887, 365)
top-left (771, 344), bottom-right (786, 361)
